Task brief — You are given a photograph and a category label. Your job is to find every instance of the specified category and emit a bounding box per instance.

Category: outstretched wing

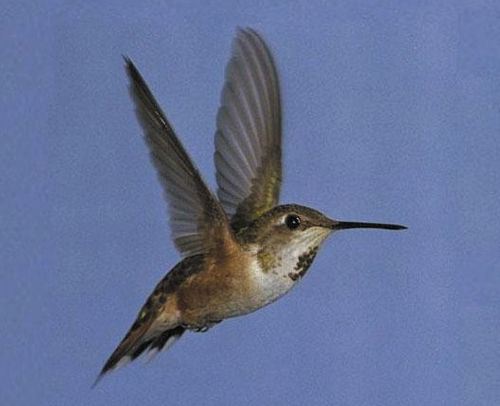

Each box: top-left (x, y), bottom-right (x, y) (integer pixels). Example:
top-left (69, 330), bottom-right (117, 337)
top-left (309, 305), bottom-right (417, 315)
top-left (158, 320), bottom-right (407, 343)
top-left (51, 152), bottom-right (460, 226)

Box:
top-left (214, 28), bottom-right (282, 232)
top-left (125, 58), bottom-right (235, 257)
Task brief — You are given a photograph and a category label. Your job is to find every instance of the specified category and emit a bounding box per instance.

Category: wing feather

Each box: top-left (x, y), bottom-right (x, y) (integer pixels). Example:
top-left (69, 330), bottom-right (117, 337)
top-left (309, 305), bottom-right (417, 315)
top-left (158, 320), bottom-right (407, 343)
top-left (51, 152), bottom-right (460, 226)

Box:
top-left (215, 28), bottom-right (282, 231)
top-left (125, 58), bottom-right (234, 257)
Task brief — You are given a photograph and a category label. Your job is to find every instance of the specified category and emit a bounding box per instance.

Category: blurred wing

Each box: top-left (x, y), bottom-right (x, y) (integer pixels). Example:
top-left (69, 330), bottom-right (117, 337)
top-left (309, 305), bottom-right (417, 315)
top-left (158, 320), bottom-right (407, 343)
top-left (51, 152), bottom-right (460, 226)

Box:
top-left (215, 28), bottom-right (282, 231)
top-left (125, 58), bottom-right (234, 257)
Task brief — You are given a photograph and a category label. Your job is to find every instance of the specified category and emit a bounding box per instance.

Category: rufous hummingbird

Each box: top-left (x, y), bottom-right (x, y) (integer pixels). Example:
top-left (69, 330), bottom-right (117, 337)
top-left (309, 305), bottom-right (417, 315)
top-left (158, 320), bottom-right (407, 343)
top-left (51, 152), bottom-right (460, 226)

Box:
top-left (96, 27), bottom-right (406, 383)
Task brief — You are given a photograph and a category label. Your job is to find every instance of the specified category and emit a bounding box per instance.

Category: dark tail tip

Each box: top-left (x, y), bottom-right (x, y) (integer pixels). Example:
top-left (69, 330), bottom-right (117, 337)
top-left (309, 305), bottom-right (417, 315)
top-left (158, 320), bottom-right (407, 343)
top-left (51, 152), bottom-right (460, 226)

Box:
top-left (92, 325), bottom-right (186, 388)
top-left (91, 372), bottom-right (105, 389)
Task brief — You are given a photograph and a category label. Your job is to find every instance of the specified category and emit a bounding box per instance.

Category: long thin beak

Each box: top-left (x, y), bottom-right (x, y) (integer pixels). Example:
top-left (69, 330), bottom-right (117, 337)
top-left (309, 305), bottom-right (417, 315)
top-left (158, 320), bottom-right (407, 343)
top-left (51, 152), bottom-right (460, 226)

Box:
top-left (331, 220), bottom-right (407, 231)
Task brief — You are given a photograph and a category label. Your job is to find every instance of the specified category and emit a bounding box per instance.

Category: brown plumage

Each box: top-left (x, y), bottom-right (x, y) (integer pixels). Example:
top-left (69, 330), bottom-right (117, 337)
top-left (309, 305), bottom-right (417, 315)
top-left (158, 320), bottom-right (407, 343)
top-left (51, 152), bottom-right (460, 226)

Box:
top-left (97, 248), bottom-right (256, 382)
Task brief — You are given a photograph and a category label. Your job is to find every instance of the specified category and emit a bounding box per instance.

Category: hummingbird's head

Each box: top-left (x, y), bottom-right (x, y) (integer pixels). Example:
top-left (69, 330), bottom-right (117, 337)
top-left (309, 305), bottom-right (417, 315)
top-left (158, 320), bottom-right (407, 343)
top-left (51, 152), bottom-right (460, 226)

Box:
top-left (240, 204), bottom-right (406, 277)
top-left (243, 204), bottom-right (337, 251)
top-left (244, 204), bottom-right (406, 245)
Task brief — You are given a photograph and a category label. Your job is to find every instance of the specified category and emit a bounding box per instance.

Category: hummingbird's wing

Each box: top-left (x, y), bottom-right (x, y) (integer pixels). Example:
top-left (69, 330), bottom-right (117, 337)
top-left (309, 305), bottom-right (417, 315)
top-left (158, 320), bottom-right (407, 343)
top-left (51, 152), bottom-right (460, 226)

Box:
top-left (214, 28), bottom-right (282, 231)
top-left (125, 58), bottom-right (235, 258)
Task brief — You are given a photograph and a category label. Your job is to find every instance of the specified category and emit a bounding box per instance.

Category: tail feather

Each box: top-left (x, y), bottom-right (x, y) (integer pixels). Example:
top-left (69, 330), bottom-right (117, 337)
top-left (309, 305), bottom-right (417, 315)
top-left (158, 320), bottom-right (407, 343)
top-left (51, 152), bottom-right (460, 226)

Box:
top-left (94, 324), bottom-right (186, 386)
top-left (144, 326), bottom-right (186, 363)
top-left (150, 326), bottom-right (185, 353)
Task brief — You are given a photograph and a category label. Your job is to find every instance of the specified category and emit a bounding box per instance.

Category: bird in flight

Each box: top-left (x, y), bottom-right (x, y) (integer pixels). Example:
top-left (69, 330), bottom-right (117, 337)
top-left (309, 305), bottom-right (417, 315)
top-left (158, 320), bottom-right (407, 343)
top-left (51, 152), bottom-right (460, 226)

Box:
top-left (96, 27), bottom-right (406, 383)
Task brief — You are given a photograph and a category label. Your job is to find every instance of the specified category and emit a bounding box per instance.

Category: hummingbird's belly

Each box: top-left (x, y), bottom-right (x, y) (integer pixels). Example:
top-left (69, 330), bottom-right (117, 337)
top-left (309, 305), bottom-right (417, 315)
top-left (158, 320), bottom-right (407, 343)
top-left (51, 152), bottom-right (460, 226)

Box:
top-left (176, 249), bottom-right (314, 326)
top-left (174, 253), bottom-right (283, 325)
top-left (197, 249), bottom-right (317, 319)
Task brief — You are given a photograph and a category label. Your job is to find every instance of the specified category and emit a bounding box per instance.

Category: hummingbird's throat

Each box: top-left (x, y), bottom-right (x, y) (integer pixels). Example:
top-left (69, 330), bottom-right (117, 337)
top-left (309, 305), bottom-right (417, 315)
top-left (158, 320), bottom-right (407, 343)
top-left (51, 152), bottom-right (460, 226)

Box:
top-left (288, 246), bottom-right (319, 281)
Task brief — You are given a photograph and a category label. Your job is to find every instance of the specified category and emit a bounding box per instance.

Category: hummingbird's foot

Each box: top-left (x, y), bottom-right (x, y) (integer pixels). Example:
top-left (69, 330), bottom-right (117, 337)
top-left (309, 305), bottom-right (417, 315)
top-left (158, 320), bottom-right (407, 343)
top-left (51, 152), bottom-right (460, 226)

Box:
top-left (183, 320), bottom-right (222, 333)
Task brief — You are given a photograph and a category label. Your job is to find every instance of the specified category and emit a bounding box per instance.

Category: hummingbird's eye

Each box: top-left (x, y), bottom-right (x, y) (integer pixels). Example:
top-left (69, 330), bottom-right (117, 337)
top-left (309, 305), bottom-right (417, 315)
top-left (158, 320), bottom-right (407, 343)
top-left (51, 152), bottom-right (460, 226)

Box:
top-left (285, 214), bottom-right (301, 230)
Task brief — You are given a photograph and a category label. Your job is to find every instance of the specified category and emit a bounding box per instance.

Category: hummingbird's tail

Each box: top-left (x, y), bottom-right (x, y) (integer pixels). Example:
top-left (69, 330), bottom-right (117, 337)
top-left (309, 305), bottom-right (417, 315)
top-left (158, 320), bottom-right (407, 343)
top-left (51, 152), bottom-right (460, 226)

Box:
top-left (94, 323), bottom-right (185, 386)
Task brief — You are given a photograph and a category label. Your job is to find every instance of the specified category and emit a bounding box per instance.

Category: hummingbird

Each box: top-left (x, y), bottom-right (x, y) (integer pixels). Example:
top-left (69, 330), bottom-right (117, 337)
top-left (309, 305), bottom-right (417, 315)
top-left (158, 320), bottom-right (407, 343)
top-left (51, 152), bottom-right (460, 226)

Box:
top-left (96, 27), bottom-right (406, 382)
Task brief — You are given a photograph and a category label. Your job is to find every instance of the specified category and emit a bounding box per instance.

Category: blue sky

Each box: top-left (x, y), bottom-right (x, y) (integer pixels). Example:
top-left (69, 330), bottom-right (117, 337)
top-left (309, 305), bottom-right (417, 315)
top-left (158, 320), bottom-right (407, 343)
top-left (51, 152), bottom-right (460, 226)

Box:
top-left (2, 1), bottom-right (500, 405)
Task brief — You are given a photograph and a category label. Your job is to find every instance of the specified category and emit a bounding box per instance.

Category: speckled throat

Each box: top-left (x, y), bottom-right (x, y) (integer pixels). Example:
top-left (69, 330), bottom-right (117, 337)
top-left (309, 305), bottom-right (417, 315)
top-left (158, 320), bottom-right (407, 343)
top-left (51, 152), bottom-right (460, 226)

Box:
top-left (288, 246), bottom-right (319, 281)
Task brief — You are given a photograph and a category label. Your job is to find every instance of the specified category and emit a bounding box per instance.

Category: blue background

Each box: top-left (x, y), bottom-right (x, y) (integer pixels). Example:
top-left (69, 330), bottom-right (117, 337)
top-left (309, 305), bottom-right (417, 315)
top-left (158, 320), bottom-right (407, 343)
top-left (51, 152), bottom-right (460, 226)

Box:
top-left (2, 1), bottom-right (499, 405)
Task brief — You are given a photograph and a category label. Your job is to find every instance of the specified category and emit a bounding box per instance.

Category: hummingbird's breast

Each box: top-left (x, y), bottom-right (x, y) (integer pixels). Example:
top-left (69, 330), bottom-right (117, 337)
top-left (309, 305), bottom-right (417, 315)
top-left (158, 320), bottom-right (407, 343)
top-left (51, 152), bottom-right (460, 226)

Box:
top-left (244, 243), bottom-right (319, 310)
top-left (172, 243), bottom-right (319, 328)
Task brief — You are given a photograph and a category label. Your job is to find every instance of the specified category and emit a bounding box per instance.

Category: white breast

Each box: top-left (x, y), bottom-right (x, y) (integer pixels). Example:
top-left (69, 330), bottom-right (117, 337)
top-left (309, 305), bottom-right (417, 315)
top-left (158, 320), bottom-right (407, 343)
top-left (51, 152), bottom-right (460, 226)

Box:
top-left (245, 245), bottom-right (304, 312)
